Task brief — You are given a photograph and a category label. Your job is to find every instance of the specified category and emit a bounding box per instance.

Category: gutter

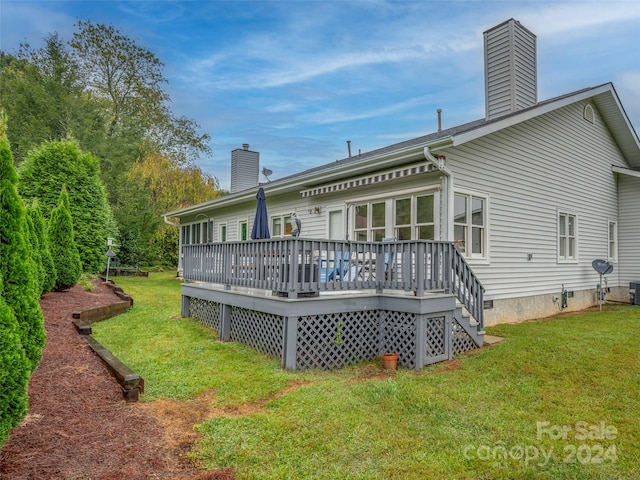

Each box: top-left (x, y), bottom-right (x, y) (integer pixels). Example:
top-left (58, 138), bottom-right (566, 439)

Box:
top-left (424, 146), bottom-right (454, 241)
top-left (163, 215), bottom-right (179, 226)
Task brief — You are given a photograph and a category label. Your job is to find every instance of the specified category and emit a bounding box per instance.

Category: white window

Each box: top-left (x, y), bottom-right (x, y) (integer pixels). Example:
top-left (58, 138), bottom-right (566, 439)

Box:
top-left (219, 223), bottom-right (227, 243)
top-left (354, 202), bottom-right (386, 241)
top-left (191, 223), bottom-right (201, 244)
top-left (454, 193), bottom-right (486, 258)
top-left (558, 212), bottom-right (577, 261)
top-left (202, 221), bottom-right (209, 243)
top-left (608, 220), bottom-right (617, 262)
top-left (271, 214), bottom-right (293, 237)
top-left (181, 225), bottom-right (191, 245)
top-left (352, 192), bottom-right (435, 241)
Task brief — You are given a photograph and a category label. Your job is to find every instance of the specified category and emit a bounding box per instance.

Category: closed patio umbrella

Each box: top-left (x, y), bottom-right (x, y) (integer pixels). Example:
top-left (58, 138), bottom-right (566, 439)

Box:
top-left (250, 187), bottom-right (270, 240)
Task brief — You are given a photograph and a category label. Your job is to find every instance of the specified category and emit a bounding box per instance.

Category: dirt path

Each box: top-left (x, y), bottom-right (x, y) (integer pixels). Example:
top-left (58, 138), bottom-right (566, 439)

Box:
top-left (0, 281), bottom-right (231, 480)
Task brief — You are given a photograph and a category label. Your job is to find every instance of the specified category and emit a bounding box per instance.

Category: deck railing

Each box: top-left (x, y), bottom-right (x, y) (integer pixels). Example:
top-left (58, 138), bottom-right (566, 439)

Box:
top-left (182, 238), bottom-right (484, 328)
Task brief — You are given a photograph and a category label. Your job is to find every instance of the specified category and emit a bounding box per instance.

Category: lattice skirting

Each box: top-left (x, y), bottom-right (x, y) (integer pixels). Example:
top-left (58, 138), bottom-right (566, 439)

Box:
top-left (184, 296), bottom-right (480, 370)
top-left (230, 307), bottom-right (284, 359)
top-left (380, 311), bottom-right (418, 369)
top-left (189, 297), bottom-right (222, 332)
top-left (452, 318), bottom-right (477, 355)
top-left (296, 310), bottom-right (382, 370)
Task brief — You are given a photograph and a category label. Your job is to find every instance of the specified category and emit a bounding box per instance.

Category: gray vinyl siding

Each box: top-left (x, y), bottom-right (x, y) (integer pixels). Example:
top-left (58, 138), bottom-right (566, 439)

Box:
top-left (618, 174), bottom-right (640, 285)
top-left (447, 100), bottom-right (626, 300)
top-left (484, 19), bottom-right (536, 119)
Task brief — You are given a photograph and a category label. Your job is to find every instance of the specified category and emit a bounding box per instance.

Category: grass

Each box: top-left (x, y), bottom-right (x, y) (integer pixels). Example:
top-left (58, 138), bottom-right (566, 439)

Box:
top-left (92, 272), bottom-right (640, 479)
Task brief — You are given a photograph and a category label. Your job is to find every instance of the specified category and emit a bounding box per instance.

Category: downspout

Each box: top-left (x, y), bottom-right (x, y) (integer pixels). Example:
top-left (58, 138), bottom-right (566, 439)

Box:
top-left (163, 215), bottom-right (179, 227)
top-left (424, 147), bottom-right (454, 241)
top-left (163, 215), bottom-right (183, 277)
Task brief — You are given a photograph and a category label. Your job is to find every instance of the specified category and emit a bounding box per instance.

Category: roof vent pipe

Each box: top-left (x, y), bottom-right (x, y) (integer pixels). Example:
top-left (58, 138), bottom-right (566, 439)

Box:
top-left (437, 109), bottom-right (442, 132)
top-left (347, 140), bottom-right (352, 157)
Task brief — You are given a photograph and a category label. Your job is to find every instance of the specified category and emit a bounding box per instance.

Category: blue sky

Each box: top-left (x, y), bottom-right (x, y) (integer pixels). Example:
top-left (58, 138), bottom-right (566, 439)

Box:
top-left (2, 1), bottom-right (639, 190)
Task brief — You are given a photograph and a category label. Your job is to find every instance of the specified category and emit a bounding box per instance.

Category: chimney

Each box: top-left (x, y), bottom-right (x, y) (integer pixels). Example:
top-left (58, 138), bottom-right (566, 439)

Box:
top-left (437, 109), bottom-right (442, 132)
top-left (230, 144), bottom-right (259, 193)
top-left (484, 19), bottom-right (537, 120)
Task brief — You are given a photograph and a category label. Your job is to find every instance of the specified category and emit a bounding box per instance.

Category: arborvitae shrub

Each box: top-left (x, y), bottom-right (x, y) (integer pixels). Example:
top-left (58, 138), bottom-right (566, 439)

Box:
top-left (28, 201), bottom-right (57, 295)
top-left (0, 113), bottom-right (46, 371)
top-left (48, 186), bottom-right (82, 290)
top-left (19, 139), bottom-right (116, 273)
top-left (0, 290), bottom-right (30, 448)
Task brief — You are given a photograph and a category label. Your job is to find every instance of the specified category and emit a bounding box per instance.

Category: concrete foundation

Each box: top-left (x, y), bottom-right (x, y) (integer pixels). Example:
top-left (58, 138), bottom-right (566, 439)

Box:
top-left (484, 286), bottom-right (632, 326)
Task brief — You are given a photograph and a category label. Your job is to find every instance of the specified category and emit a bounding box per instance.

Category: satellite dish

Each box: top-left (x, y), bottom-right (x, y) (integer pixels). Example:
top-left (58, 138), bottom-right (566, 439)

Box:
top-left (592, 259), bottom-right (614, 311)
top-left (592, 259), bottom-right (614, 276)
top-left (262, 167), bottom-right (273, 182)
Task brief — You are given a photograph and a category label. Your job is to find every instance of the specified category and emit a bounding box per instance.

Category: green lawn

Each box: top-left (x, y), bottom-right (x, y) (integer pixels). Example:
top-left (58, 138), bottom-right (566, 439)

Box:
top-left (92, 273), bottom-right (640, 479)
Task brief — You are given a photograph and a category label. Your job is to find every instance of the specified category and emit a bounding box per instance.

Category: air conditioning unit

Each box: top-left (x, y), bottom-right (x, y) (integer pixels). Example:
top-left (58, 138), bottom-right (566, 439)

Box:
top-left (631, 282), bottom-right (640, 306)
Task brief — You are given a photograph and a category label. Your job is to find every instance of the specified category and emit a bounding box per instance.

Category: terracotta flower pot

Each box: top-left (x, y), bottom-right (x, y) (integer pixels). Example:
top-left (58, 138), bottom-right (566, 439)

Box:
top-left (381, 352), bottom-right (398, 370)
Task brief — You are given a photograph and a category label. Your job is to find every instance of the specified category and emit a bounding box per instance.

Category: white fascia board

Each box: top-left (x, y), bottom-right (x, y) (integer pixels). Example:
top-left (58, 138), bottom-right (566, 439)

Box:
top-left (612, 165), bottom-right (640, 178)
top-left (451, 84), bottom-right (615, 147)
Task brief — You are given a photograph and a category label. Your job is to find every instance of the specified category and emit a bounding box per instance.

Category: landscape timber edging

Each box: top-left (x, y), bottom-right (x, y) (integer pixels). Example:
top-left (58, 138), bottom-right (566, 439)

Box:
top-left (72, 282), bottom-right (144, 402)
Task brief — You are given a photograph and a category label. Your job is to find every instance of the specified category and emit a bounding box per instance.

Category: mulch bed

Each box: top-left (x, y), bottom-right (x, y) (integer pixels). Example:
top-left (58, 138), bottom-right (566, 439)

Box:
top-left (0, 281), bottom-right (232, 480)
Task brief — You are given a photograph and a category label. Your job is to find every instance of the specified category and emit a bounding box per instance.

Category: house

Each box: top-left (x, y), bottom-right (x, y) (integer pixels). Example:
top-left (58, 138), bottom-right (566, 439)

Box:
top-left (164, 19), bottom-right (640, 370)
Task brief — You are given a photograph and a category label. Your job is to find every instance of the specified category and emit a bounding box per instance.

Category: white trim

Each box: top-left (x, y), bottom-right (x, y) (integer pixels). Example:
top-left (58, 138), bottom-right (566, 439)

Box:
top-left (607, 219), bottom-right (618, 263)
top-left (270, 213), bottom-right (293, 238)
top-left (612, 165), bottom-right (640, 178)
top-left (557, 210), bottom-right (579, 263)
top-left (347, 184), bottom-right (441, 205)
top-left (349, 188), bottom-right (439, 241)
top-left (453, 84), bottom-right (615, 147)
top-left (325, 207), bottom-right (346, 240)
top-left (453, 190), bottom-right (490, 262)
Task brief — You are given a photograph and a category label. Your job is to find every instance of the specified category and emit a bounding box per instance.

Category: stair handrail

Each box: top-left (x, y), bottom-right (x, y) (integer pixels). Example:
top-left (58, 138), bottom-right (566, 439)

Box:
top-left (447, 244), bottom-right (485, 332)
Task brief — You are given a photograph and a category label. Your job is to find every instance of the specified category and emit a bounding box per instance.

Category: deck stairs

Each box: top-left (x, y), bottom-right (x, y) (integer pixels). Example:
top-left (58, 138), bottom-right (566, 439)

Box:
top-left (454, 301), bottom-right (485, 347)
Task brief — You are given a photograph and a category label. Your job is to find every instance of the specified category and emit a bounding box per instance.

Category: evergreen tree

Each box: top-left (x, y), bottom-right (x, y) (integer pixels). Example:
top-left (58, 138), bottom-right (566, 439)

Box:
top-left (48, 186), bottom-right (82, 290)
top-left (24, 212), bottom-right (44, 295)
top-left (0, 113), bottom-right (46, 371)
top-left (19, 139), bottom-right (117, 272)
top-left (28, 201), bottom-right (57, 295)
top-left (0, 277), bottom-right (30, 447)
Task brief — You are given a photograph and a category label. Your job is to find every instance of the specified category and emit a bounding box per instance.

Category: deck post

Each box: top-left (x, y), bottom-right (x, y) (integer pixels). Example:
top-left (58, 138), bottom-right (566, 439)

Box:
top-left (445, 312), bottom-right (453, 360)
top-left (415, 313), bottom-right (427, 369)
top-left (415, 242), bottom-right (426, 296)
top-left (219, 303), bottom-right (232, 342)
top-left (282, 315), bottom-right (298, 370)
top-left (181, 295), bottom-right (190, 318)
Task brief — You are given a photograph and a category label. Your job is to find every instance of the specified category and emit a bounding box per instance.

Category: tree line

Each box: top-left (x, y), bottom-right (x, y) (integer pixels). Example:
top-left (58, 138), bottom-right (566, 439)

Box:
top-left (0, 21), bottom-right (224, 447)
top-left (0, 20), bottom-right (223, 268)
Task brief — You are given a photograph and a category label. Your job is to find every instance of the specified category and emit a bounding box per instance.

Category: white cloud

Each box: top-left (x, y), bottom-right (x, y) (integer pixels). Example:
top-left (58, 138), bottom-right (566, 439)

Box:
top-left (617, 71), bottom-right (640, 129)
top-left (518, 1), bottom-right (640, 38)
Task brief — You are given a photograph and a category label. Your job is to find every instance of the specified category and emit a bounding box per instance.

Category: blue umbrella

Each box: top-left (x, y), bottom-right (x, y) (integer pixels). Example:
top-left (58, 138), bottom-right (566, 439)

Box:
top-left (251, 187), bottom-right (270, 240)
